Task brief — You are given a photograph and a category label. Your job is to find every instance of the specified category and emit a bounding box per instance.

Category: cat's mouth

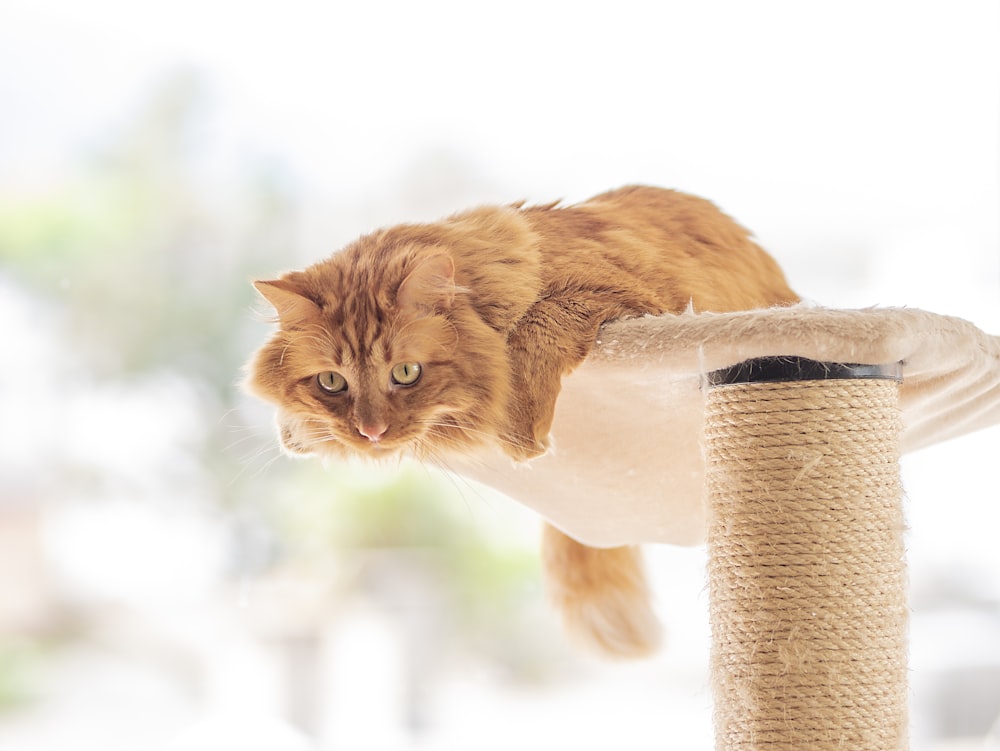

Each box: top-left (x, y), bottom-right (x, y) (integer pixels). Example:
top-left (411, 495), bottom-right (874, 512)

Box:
top-left (277, 414), bottom-right (414, 458)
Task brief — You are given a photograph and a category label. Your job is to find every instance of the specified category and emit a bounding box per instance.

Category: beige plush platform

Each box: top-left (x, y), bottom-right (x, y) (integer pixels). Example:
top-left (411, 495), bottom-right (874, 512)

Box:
top-left (453, 306), bottom-right (1000, 547)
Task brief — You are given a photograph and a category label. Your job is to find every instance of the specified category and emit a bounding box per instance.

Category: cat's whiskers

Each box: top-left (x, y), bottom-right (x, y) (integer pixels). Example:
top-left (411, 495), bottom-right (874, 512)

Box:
top-left (232, 438), bottom-right (278, 471)
top-left (279, 416), bottom-right (348, 455)
top-left (294, 426), bottom-right (342, 448)
top-left (415, 417), bottom-right (526, 457)
top-left (215, 407), bottom-right (291, 483)
top-left (222, 422), bottom-right (278, 454)
top-left (215, 406), bottom-right (244, 429)
top-left (248, 447), bottom-right (288, 482)
top-left (407, 436), bottom-right (493, 514)
top-left (226, 434), bottom-right (286, 485)
top-left (224, 434), bottom-right (263, 455)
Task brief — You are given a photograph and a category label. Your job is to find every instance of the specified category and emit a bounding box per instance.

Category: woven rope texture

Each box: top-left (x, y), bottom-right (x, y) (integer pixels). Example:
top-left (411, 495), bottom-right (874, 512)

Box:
top-left (705, 379), bottom-right (907, 751)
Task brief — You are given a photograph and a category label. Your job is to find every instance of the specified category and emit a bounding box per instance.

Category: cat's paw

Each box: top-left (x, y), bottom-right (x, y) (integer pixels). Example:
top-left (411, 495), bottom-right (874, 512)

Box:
top-left (500, 405), bottom-right (556, 462)
top-left (499, 425), bottom-right (552, 462)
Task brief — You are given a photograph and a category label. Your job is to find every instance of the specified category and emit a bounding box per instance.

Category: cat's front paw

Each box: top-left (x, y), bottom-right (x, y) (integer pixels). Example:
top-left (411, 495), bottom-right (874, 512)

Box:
top-left (499, 420), bottom-right (552, 463)
top-left (500, 388), bottom-right (558, 462)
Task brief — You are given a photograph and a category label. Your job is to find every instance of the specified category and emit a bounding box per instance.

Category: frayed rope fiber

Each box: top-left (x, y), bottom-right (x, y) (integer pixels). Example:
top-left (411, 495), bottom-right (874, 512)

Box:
top-left (705, 379), bottom-right (908, 750)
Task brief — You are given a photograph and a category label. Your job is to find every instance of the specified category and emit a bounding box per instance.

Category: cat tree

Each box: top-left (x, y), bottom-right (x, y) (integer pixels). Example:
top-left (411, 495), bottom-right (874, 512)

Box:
top-left (457, 306), bottom-right (1000, 750)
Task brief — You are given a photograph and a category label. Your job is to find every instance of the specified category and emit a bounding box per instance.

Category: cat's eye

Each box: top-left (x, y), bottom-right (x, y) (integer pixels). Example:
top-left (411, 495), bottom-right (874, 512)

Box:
top-left (390, 362), bottom-right (422, 386)
top-left (316, 371), bottom-right (348, 394)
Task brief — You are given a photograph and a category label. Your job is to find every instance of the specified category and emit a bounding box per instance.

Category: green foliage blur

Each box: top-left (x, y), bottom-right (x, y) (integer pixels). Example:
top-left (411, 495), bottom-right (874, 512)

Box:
top-left (0, 68), bottom-right (553, 708)
top-left (1, 71), bottom-right (280, 385)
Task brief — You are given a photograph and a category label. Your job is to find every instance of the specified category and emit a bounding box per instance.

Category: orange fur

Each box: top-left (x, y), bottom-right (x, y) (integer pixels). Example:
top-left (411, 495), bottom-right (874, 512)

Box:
top-left (245, 185), bottom-right (798, 657)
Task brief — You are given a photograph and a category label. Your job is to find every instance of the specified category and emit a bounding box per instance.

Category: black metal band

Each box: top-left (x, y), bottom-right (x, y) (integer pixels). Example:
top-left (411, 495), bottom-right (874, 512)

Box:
top-left (706, 357), bottom-right (903, 386)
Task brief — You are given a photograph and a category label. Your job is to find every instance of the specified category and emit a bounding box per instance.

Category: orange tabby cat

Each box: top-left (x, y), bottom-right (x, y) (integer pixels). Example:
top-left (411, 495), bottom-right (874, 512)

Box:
top-left (246, 185), bottom-right (798, 657)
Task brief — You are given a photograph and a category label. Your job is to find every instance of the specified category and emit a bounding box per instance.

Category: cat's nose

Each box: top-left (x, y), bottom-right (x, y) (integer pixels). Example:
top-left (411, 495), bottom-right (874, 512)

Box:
top-left (357, 421), bottom-right (389, 442)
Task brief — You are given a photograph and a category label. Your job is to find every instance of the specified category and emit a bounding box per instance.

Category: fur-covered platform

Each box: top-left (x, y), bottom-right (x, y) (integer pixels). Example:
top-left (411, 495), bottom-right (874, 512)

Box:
top-left (454, 306), bottom-right (1000, 547)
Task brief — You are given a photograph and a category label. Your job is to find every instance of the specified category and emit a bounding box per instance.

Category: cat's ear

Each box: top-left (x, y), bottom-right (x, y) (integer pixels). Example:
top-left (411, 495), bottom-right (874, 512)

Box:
top-left (397, 253), bottom-right (456, 312)
top-left (254, 278), bottom-right (321, 326)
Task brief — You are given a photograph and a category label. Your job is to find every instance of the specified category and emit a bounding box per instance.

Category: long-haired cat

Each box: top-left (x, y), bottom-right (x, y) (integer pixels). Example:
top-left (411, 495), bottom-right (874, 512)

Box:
top-left (246, 185), bottom-right (799, 658)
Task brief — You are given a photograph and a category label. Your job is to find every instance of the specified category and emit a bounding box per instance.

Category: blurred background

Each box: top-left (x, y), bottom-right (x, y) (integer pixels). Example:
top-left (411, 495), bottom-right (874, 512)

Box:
top-left (0, 1), bottom-right (998, 749)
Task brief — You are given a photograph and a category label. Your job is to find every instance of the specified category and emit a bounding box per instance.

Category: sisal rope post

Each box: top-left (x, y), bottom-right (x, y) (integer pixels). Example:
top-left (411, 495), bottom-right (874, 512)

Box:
top-left (704, 358), bottom-right (909, 751)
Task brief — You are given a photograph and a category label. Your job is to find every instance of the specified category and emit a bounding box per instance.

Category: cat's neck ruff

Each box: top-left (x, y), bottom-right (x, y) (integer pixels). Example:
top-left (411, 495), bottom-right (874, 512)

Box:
top-left (452, 306), bottom-right (1000, 548)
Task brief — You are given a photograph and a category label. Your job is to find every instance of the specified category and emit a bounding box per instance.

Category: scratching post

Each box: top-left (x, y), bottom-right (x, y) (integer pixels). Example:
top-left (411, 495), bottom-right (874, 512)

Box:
top-left (453, 306), bottom-right (999, 747)
top-left (704, 358), bottom-right (908, 750)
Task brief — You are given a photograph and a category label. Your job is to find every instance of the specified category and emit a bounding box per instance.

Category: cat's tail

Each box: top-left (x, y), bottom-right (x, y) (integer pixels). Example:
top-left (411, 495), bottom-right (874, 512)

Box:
top-left (541, 524), bottom-right (662, 659)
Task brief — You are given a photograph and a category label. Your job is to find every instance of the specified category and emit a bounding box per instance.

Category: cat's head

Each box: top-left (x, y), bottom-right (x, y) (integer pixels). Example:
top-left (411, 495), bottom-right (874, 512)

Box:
top-left (245, 230), bottom-right (512, 462)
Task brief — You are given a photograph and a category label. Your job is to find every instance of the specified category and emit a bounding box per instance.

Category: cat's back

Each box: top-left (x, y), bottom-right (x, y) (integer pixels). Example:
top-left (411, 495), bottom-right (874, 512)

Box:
top-left (523, 185), bottom-right (798, 312)
top-left (564, 185), bottom-right (756, 250)
top-left (522, 185), bottom-right (756, 258)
